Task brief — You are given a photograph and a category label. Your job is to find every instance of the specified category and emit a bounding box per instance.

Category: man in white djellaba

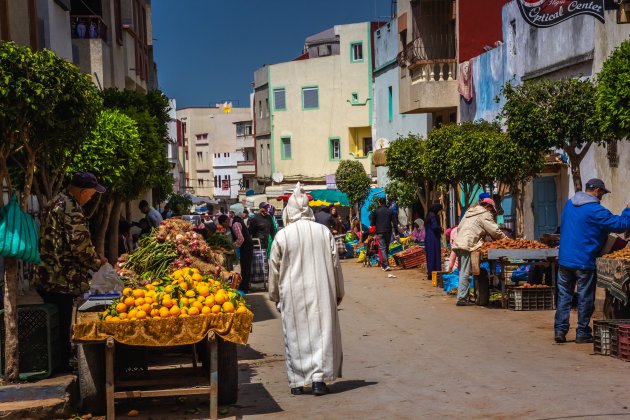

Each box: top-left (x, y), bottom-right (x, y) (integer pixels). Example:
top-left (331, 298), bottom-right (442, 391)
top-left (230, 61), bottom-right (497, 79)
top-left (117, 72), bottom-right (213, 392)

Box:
top-left (269, 182), bottom-right (345, 396)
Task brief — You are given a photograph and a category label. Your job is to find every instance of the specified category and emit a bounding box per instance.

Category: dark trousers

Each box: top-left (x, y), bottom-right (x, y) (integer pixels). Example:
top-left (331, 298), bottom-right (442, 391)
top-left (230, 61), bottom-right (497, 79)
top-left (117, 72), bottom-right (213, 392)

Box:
top-left (376, 233), bottom-right (392, 268)
top-left (37, 290), bottom-right (76, 372)
top-left (238, 242), bottom-right (254, 293)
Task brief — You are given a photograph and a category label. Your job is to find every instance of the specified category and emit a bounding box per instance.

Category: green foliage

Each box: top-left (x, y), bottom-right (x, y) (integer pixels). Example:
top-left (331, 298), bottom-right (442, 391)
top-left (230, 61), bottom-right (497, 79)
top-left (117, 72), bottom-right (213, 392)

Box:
top-left (102, 88), bottom-right (172, 202)
top-left (385, 180), bottom-right (417, 208)
top-left (166, 193), bottom-right (193, 216)
top-left (386, 134), bottom-right (427, 208)
top-left (499, 78), bottom-right (607, 191)
top-left (335, 160), bottom-right (371, 206)
top-left (596, 39), bottom-right (630, 140)
top-left (69, 110), bottom-right (141, 199)
top-left (0, 42), bottom-right (101, 204)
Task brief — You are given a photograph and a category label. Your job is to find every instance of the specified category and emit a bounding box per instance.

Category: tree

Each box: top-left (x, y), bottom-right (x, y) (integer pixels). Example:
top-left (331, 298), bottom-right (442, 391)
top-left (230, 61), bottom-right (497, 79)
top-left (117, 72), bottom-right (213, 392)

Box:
top-left (386, 134), bottom-right (430, 212)
top-left (167, 193), bottom-right (193, 216)
top-left (69, 109), bottom-right (142, 258)
top-left (500, 78), bottom-right (608, 192)
top-left (335, 160), bottom-right (371, 224)
top-left (0, 42), bottom-right (101, 382)
top-left (596, 39), bottom-right (630, 140)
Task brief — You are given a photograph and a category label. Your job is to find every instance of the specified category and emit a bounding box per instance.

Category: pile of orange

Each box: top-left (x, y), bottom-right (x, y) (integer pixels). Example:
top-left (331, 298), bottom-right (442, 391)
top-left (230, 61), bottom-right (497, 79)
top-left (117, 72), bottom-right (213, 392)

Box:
top-left (101, 267), bottom-right (249, 322)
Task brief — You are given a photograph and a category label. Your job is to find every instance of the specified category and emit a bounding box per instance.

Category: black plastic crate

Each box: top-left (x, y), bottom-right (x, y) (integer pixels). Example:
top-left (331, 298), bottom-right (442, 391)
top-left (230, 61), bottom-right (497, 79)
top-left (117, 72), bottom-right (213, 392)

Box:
top-left (0, 304), bottom-right (61, 380)
top-left (508, 287), bottom-right (555, 311)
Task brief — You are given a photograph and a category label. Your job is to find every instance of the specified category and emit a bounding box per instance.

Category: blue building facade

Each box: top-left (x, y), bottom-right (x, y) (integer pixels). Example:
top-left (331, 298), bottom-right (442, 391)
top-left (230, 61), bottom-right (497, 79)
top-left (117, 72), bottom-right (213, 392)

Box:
top-left (372, 19), bottom-right (430, 188)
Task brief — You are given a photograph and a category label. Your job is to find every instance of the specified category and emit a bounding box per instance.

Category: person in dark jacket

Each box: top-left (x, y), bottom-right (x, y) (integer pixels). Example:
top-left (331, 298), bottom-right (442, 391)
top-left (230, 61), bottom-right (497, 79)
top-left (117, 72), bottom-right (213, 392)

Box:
top-left (219, 214), bottom-right (254, 293)
top-left (370, 197), bottom-right (397, 271)
top-left (315, 205), bottom-right (335, 230)
top-left (248, 202), bottom-right (276, 250)
top-left (424, 204), bottom-right (443, 280)
top-left (555, 179), bottom-right (630, 344)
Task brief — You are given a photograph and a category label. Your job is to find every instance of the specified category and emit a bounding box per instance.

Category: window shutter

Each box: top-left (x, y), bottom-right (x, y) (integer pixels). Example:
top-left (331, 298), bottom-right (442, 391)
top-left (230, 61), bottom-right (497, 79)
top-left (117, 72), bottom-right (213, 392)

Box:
top-left (303, 88), bottom-right (319, 109)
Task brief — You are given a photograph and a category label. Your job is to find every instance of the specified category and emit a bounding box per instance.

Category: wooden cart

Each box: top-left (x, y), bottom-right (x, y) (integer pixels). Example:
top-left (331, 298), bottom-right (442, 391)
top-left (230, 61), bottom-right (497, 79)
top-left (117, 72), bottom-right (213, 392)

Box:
top-left (482, 248), bottom-right (559, 309)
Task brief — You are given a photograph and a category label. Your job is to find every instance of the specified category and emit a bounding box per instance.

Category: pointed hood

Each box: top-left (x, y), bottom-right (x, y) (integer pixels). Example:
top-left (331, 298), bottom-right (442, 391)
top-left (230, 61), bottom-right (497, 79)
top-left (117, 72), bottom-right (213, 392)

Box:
top-left (282, 182), bottom-right (315, 226)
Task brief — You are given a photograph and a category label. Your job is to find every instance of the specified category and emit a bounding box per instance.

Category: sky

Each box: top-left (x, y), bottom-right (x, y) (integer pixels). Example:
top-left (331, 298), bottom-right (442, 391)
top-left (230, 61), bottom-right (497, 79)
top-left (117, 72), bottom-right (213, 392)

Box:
top-left (152, 0), bottom-right (393, 109)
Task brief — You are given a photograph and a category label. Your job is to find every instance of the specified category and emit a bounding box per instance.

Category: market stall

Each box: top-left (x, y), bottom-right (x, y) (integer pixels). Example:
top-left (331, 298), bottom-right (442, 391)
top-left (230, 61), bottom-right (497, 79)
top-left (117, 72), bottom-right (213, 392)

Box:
top-left (72, 219), bottom-right (253, 420)
top-left (479, 238), bottom-right (558, 309)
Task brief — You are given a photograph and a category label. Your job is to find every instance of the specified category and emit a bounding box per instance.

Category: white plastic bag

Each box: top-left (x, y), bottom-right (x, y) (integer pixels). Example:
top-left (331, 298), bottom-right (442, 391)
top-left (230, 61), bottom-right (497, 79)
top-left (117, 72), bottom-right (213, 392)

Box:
top-left (91, 263), bottom-right (124, 293)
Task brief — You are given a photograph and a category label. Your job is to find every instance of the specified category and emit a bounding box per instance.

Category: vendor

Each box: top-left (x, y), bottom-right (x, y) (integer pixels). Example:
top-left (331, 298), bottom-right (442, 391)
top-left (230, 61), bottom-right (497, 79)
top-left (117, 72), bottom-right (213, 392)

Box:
top-left (555, 179), bottom-right (630, 344)
top-left (452, 198), bottom-right (507, 307)
top-left (139, 199), bottom-right (163, 229)
top-left (33, 172), bottom-right (108, 372)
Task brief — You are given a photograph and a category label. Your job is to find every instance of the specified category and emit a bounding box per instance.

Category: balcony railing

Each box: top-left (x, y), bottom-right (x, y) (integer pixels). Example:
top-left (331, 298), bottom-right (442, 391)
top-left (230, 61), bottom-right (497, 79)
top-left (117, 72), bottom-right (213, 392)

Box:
top-left (70, 15), bottom-right (108, 42)
top-left (237, 160), bottom-right (256, 174)
top-left (397, 34), bottom-right (456, 82)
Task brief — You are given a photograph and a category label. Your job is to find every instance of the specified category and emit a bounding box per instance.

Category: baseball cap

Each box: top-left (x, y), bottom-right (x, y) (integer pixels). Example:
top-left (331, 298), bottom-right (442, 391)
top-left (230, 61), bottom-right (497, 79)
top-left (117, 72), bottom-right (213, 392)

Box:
top-left (479, 192), bottom-right (491, 200)
top-left (70, 172), bottom-right (106, 193)
top-left (586, 178), bottom-right (610, 194)
top-left (259, 202), bottom-right (269, 209)
top-left (481, 198), bottom-right (497, 211)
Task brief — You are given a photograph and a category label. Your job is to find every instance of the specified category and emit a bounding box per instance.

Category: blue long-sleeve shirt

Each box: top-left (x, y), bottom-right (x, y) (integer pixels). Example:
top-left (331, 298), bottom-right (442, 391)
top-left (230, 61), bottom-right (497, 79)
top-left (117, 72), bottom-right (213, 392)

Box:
top-left (559, 192), bottom-right (630, 270)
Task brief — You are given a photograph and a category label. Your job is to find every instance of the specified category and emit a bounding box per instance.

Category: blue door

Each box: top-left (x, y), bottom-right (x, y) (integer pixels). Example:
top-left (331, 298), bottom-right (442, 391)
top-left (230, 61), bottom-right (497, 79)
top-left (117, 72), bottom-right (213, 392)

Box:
top-left (533, 177), bottom-right (558, 240)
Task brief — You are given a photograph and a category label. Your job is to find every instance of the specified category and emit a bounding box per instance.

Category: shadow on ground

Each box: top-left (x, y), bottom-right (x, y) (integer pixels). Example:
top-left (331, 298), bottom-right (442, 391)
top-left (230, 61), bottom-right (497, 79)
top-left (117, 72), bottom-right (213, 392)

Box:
top-left (246, 293), bottom-right (279, 323)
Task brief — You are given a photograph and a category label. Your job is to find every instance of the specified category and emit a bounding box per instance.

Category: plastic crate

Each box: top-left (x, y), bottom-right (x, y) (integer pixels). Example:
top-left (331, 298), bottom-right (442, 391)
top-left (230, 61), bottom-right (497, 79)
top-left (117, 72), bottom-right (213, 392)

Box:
top-left (508, 286), bottom-right (555, 311)
top-left (395, 246), bottom-right (426, 269)
top-left (593, 319), bottom-right (630, 356)
top-left (432, 271), bottom-right (447, 288)
top-left (0, 304), bottom-right (61, 380)
top-left (618, 324), bottom-right (630, 362)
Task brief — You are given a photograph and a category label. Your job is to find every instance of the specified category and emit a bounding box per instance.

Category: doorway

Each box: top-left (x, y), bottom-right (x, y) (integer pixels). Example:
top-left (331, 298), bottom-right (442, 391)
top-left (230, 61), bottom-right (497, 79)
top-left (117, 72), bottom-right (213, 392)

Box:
top-left (533, 176), bottom-right (558, 240)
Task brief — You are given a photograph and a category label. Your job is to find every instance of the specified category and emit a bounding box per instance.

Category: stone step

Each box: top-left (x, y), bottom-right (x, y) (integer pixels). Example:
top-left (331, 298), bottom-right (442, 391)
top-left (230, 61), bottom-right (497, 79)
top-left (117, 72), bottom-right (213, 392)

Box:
top-left (0, 375), bottom-right (78, 420)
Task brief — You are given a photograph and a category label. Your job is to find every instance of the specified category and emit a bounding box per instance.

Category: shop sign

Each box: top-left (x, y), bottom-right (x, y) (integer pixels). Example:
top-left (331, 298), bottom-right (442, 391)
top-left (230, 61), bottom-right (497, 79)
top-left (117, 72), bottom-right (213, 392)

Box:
top-left (517, 0), bottom-right (605, 28)
top-left (221, 180), bottom-right (230, 191)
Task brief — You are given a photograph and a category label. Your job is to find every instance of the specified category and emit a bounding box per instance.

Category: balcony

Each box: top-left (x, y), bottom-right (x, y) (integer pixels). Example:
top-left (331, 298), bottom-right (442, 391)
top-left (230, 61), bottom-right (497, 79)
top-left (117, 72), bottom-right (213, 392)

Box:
top-left (236, 134), bottom-right (254, 149)
top-left (71, 16), bottom-right (108, 42)
top-left (398, 34), bottom-right (459, 114)
top-left (237, 160), bottom-right (256, 175)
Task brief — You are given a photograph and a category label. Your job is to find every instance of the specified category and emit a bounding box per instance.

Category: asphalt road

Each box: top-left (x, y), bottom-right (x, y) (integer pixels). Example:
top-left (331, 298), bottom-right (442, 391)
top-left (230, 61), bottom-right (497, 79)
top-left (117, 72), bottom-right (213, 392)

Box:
top-left (226, 261), bottom-right (630, 420)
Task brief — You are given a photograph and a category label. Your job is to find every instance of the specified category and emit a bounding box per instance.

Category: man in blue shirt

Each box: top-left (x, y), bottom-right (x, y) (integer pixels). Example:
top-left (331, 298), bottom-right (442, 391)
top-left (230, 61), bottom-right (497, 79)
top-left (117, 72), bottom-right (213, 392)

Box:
top-left (555, 179), bottom-right (630, 344)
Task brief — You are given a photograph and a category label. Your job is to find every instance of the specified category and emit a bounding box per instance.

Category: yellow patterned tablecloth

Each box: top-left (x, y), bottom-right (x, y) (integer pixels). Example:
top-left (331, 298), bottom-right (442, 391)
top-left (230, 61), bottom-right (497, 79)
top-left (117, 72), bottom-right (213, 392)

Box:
top-left (73, 311), bottom-right (253, 346)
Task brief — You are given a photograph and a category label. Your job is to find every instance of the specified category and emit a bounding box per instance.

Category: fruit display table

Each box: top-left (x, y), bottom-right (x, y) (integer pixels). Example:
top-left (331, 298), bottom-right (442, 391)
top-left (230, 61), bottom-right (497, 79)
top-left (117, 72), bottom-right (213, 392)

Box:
top-left (482, 248), bottom-right (559, 309)
top-left (72, 311), bottom-right (253, 420)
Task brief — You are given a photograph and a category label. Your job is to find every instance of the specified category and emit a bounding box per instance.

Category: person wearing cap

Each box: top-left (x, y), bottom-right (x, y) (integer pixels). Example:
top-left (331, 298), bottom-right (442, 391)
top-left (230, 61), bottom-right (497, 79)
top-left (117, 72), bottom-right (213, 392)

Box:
top-left (452, 198), bottom-right (507, 306)
top-left (248, 201), bottom-right (276, 251)
top-left (138, 199), bottom-right (163, 230)
top-left (555, 178), bottom-right (630, 344)
top-left (33, 171), bottom-right (108, 371)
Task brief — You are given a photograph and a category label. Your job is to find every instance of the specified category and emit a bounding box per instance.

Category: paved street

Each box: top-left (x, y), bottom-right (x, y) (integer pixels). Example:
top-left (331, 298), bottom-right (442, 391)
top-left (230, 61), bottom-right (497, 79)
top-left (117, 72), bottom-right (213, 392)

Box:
top-left (223, 261), bottom-right (630, 420)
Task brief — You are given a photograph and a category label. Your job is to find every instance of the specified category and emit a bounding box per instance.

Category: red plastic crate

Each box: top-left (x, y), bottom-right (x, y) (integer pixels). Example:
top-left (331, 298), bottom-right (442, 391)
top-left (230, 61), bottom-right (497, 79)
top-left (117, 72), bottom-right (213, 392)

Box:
top-left (619, 325), bottom-right (630, 362)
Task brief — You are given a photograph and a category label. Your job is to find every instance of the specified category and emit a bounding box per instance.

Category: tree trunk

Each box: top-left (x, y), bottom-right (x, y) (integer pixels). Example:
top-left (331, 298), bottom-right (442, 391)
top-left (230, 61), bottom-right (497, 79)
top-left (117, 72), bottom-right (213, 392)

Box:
top-left (3, 258), bottom-right (20, 382)
top-left (94, 200), bottom-right (114, 257)
top-left (515, 181), bottom-right (526, 239)
top-left (569, 158), bottom-right (584, 193)
top-left (125, 201), bottom-right (133, 248)
top-left (106, 199), bottom-right (123, 262)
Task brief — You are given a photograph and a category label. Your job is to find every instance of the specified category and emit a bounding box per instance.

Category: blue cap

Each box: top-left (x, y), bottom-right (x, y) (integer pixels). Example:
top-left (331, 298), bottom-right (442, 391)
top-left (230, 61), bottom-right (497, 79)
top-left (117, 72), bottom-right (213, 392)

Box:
top-left (479, 192), bottom-right (490, 200)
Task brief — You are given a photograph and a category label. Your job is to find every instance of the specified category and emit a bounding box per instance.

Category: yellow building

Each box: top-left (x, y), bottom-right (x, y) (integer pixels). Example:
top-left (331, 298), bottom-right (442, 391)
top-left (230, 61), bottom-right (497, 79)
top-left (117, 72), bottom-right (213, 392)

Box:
top-left (265, 22), bottom-right (378, 186)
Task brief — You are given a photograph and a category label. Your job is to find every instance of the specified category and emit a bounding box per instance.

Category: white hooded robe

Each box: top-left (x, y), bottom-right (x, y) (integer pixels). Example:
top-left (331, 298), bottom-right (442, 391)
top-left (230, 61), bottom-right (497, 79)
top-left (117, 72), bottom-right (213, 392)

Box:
top-left (268, 183), bottom-right (345, 388)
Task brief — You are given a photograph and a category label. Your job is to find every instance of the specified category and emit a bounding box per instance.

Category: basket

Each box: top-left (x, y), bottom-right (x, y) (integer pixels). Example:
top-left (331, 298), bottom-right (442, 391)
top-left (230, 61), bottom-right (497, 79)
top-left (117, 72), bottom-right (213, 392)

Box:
top-left (508, 286), bottom-right (554, 311)
top-left (0, 304), bottom-right (61, 380)
top-left (432, 271), bottom-right (447, 288)
top-left (395, 246), bottom-right (426, 269)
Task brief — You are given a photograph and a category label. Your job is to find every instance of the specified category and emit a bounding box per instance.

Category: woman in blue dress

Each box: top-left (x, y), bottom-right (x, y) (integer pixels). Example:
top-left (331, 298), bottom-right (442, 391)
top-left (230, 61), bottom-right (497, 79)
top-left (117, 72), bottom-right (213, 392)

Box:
top-left (424, 204), bottom-right (443, 280)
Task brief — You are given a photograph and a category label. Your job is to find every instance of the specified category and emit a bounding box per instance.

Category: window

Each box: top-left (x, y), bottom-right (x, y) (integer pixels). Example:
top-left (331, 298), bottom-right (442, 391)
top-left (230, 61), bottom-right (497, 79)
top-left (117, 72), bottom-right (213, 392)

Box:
top-left (185, 151), bottom-right (188, 160)
top-left (388, 86), bottom-right (393, 122)
top-left (195, 133), bottom-right (207, 141)
top-left (510, 20), bottom-right (517, 55)
top-left (214, 176), bottom-right (218, 187)
top-left (363, 138), bottom-right (373, 156)
top-left (274, 88), bottom-right (286, 110)
top-left (259, 100), bottom-right (262, 118)
top-left (281, 137), bottom-right (292, 160)
top-left (266, 144), bottom-right (271, 165)
top-left (236, 123), bottom-right (252, 136)
top-left (352, 92), bottom-right (358, 103)
top-left (182, 122), bottom-right (187, 135)
top-left (351, 42), bottom-right (364, 62)
top-left (197, 152), bottom-right (203, 161)
top-left (265, 98), bottom-right (269, 116)
top-left (317, 44), bottom-right (332, 57)
top-left (198, 179), bottom-right (204, 187)
top-left (245, 179), bottom-right (250, 189)
top-left (302, 87), bottom-right (319, 110)
top-left (329, 137), bottom-right (341, 160)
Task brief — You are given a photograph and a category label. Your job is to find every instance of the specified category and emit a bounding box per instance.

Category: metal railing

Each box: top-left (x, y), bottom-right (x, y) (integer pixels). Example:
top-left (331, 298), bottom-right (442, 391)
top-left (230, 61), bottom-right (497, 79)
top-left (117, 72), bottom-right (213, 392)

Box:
top-left (70, 15), bottom-right (108, 42)
top-left (397, 33), bottom-right (456, 65)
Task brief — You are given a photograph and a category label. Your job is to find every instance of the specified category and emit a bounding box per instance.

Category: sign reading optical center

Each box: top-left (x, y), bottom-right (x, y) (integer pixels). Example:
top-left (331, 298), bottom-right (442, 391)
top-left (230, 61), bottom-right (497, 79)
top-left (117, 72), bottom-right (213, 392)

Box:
top-left (517, 0), bottom-right (605, 27)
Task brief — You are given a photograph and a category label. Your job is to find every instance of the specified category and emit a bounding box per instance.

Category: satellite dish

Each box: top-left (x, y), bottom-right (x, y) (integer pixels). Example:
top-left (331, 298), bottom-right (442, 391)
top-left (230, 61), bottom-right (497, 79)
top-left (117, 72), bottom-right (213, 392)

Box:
top-left (272, 172), bottom-right (284, 183)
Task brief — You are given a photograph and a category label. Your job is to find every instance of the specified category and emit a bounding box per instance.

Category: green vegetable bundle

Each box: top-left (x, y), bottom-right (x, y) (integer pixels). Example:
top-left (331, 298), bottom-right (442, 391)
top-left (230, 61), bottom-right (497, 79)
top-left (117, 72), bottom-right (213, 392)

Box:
top-left (125, 236), bottom-right (178, 279)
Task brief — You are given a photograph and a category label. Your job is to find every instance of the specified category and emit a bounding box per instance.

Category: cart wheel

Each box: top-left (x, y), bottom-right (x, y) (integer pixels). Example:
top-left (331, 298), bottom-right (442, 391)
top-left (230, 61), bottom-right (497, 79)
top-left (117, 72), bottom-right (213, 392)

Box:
top-left (218, 337), bottom-right (238, 405)
top-left (476, 271), bottom-right (490, 306)
top-left (77, 343), bottom-right (106, 415)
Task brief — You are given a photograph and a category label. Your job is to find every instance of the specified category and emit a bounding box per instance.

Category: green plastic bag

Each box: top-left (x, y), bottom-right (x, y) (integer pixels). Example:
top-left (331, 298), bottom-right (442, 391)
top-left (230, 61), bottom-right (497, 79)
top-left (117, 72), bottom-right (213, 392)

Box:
top-left (0, 194), bottom-right (41, 264)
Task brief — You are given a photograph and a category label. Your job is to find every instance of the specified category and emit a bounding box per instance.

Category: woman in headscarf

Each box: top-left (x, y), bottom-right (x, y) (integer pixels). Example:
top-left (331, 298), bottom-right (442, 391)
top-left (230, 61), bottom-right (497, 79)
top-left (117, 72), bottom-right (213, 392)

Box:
top-left (424, 204), bottom-right (444, 280)
top-left (411, 218), bottom-right (426, 243)
top-left (268, 182), bottom-right (345, 397)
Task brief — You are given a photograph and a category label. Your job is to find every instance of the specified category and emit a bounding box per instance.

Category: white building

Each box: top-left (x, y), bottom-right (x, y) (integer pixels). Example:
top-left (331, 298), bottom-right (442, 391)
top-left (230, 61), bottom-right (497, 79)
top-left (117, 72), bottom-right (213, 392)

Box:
top-left (212, 151), bottom-right (242, 205)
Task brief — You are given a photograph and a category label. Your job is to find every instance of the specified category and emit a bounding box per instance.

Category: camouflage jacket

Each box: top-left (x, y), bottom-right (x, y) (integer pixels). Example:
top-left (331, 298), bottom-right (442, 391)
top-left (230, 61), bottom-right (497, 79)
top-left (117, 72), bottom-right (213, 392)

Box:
top-left (32, 191), bottom-right (101, 295)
